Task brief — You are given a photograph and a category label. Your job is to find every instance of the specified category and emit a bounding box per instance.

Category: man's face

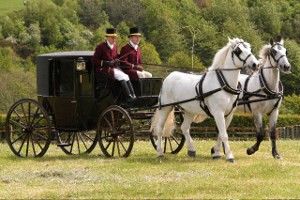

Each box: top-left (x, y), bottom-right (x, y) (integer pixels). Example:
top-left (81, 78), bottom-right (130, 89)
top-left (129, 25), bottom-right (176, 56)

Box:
top-left (130, 36), bottom-right (141, 45)
top-left (106, 36), bottom-right (117, 45)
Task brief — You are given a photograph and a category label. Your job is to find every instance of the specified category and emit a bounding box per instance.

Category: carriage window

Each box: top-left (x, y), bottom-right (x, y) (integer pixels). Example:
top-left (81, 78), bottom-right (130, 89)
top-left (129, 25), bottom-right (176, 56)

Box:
top-left (78, 61), bottom-right (93, 96)
top-left (54, 59), bottom-right (75, 97)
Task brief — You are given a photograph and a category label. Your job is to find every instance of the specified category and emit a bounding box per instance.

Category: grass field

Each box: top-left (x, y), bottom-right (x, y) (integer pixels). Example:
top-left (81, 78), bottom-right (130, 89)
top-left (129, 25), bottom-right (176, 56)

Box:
top-left (0, 0), bottom-right (25, 17)
top-left (0, 140), bottom-right (300, 199)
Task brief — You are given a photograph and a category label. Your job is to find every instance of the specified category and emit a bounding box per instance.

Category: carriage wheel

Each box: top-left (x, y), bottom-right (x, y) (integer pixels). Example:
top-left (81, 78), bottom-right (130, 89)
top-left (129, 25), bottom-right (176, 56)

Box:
top-left (5, 99), bottom-right (52, 157)
top-left (57, 130), bottom-right (98, 155)
top-left (150, 109), bottom-right (185, 154)
top-left (97, 105), bottom-right (134, 158)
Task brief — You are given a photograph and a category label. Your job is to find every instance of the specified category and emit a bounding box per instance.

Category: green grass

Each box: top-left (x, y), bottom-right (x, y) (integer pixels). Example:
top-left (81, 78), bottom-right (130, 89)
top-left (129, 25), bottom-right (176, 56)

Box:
top-left (0, 140), bottom-right (300, 199)
top-left (0, 0), bottom-right (25, 17)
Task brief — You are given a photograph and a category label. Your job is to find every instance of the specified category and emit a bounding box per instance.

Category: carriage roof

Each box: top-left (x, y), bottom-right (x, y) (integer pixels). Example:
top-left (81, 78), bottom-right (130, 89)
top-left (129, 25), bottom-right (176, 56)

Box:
top-left (37, 51), bottom-right (94, 58)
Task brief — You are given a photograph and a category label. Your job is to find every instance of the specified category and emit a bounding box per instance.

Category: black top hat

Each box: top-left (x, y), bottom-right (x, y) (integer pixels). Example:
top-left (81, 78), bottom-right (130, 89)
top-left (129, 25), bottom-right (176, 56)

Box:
top-left (106, 28), bottom-right (117, 37)
top-left (129, 27), bottom-right (142, 37)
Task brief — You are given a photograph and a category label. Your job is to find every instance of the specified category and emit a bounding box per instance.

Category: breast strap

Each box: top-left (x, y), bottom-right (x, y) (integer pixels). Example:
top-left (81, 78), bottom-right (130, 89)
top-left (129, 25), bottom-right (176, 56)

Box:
top-left (196, 69), bottom-right (242, 118)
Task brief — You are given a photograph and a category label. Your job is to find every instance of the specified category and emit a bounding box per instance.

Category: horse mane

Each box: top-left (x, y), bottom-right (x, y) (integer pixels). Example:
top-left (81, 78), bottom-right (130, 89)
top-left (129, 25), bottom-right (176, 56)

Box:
top-left (258, 43), bottom-right (271, 64)
top-left (208, 38), bottom-right (244, 71)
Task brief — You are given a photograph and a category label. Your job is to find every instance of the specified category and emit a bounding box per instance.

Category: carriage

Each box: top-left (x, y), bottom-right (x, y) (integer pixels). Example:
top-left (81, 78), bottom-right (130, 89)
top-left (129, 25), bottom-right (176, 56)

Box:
top-left (5, 51), bottom-right (185, 158)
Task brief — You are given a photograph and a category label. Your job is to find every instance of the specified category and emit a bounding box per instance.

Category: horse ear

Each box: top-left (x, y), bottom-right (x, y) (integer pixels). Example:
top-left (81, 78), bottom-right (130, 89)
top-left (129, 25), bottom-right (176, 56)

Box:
top-left (279, 38), bottom-right (284, 45)
top-left (228, 37), bottom-right (235, 46)
top-left (269, 38), bottom-right (274, 45)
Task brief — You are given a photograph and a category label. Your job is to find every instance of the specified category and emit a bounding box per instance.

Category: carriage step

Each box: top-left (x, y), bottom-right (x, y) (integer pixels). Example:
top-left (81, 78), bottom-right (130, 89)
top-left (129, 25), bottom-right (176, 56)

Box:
top-left (57, 143), bottom-right (72, 147)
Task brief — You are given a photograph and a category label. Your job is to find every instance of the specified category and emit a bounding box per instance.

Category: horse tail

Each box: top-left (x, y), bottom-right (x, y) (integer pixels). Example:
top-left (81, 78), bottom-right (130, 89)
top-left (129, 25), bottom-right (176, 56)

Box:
top-left (150, 108), bottom-right (175, 137)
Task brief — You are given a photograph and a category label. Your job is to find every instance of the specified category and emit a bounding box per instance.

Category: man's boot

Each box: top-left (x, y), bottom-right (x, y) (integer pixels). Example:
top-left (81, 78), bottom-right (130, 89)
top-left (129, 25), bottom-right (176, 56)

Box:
top-left (120, 80), bottom-right (136, 102)
top-left (126, 81), bottom-right (136, 98)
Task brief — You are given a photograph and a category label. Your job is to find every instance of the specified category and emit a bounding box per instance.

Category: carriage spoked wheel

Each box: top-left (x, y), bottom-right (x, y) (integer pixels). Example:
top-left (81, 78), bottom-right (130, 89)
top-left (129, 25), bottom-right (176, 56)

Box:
top-left (5, 98), bottom-right (52, 157)
top-left (57, 130), bottom-right (98, 155)
top-left (97, 105), bottom-right (134, 158)
top-left (150, 108), bottom-right (185, 154)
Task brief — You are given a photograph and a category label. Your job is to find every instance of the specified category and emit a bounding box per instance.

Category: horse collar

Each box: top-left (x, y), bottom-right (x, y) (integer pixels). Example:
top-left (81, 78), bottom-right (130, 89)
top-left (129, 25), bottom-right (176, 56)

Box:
top-left (259, 68), bottom-right (283, 97)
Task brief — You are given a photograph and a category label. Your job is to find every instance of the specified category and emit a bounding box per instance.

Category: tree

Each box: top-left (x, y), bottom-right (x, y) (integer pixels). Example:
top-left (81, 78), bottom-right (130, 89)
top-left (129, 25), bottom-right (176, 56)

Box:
top-left (78, 0), bottom-right (108, 30)
top-left (166, 51), bottom-right (205, 72)
top-left (248, 1), bottom-right (282, 40)
top-left (281, 39), bottom-right (300, 95)
top-left (104, 0), bottom-right (144, 27)
top-left (142, 0), bottom-right (185, 62)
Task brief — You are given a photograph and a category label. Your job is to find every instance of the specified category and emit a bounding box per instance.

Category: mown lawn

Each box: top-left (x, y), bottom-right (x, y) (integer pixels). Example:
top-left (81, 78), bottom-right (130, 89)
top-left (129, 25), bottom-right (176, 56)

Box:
top-left (0, 139), bottom-right (300, 199)
top-left (0, 0), bottom-right (25, 17)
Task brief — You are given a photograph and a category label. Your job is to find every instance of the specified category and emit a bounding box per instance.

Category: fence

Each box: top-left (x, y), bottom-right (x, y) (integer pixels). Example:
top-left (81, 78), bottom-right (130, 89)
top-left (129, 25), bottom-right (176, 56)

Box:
top-left (277, 125), bottom-right (300, 139)
top-left (1, 125), bottom-right (300, 142)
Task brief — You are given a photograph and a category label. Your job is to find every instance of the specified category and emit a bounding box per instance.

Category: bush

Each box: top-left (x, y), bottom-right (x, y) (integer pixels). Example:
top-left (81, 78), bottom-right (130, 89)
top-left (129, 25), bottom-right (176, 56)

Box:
top-left (280, 94), bottom-right (300, 115)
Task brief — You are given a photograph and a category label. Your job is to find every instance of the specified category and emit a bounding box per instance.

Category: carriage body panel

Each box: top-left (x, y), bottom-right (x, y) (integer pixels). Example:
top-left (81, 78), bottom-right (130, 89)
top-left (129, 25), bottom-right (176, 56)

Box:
top-left (36, 51), bottom-right (162, 131)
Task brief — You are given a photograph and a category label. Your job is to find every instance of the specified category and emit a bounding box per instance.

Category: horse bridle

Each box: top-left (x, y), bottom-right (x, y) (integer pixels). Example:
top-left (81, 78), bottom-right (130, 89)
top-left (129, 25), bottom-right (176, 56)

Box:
top-left (231, 42), bottom-right (253, 68)
top-left (267, 43), bottom-right (287, 69)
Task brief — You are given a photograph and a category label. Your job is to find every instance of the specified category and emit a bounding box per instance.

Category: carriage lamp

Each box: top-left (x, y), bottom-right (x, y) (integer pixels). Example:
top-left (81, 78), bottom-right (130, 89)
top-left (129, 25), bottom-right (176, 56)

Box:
top-left (76, 57), bottom-right (86, 71)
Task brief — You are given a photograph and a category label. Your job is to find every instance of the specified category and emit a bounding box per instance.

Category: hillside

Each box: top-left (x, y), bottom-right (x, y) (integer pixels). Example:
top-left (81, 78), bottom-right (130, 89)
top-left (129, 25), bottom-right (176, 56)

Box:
top-left (0, 0), bottom-right (25, 17)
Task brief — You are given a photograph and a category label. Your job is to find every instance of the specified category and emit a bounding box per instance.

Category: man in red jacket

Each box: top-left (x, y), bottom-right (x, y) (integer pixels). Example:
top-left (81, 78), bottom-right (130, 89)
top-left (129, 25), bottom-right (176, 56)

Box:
top-left (93, 28), bottom-right (136, 102)
top-left (119, 27), bottom-right (152, 80)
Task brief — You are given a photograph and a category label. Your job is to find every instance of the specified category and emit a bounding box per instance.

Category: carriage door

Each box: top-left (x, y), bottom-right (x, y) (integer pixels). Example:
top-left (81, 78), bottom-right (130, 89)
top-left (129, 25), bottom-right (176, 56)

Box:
top-left (54, 59), bottom-right (77, 130)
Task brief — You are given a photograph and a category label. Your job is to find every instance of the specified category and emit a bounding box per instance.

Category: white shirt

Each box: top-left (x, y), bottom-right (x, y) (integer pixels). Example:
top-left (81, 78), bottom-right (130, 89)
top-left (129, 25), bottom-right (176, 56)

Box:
top-left (106, 40), bottom-right (114, 50)
top-left (130, 41), bottom-right (138, 51)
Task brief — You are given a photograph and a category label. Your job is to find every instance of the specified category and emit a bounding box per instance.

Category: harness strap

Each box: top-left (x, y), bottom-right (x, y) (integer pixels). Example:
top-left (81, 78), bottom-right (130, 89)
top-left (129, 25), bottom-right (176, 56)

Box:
top-left (196, 70), bottom-right (241, 118)
top-left (238, 68), bottom-right (283, 114)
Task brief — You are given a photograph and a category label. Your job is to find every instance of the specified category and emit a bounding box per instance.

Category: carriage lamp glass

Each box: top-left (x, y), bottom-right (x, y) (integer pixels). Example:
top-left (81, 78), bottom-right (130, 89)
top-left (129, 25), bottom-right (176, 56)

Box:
top-left (76, 57), bottom-right (86, 71)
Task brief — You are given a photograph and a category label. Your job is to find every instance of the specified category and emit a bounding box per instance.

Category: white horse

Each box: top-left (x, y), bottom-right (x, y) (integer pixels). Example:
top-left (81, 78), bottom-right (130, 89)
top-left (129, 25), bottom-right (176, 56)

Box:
top-left (151, 38), bottom-right (259, 162)
top-left (236, 39), bottom-right (291, 159)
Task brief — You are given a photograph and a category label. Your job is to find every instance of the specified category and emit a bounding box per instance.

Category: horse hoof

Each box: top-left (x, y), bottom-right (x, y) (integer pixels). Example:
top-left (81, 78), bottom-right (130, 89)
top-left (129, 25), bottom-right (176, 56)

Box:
top-left (212, 156), bottom-right (221, 160)
top-left (274, 154), bottom-right (283, 160)
top-left (247, 147), bottom-right (256, 155)
top-left (226, 158), bottom-right (235, 163)
top-left (210, 147), bottom-right (215, 155)
top-left (188, 151), bottom-right (196, 157)
top-left (157, 154), bottom-right (164, 158)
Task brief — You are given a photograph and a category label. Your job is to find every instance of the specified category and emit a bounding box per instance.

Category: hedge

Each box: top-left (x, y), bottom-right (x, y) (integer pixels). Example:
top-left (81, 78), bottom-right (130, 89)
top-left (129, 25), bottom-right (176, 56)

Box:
top-left (192, 113), bottom-right (300, 128)
top-left (1, 113), bottom-right (299, 132)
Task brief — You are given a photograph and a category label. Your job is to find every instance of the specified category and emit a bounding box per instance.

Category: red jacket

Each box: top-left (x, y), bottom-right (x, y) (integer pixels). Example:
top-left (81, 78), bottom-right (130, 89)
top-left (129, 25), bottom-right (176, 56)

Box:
top-left (93, 41), bottom-right (119, 80)
top-left (119, 43), bottom-right (143, 80)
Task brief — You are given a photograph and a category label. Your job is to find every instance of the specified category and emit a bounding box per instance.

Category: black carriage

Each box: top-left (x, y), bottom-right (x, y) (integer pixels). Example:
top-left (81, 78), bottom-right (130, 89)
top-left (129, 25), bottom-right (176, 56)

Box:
top-left (5, 51), bottom-right (185, 158)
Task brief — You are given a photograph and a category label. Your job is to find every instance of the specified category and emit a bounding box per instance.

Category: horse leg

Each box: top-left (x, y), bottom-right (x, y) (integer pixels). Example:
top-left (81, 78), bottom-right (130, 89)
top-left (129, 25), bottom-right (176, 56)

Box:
top-left (155, 106), bottom-right (173, 157)
top-left (211, 112), bottom-right (234, 159)
top-left (269, 110), bottom-right (283, 159)
top-left (211, 134), bottom-right (222, 159)
top-left (213, 112), bottom-right (235, 162)
top-left (247, 113), bottom-right (264, 155)
top-left (181, 113), bottom-right (196, 157)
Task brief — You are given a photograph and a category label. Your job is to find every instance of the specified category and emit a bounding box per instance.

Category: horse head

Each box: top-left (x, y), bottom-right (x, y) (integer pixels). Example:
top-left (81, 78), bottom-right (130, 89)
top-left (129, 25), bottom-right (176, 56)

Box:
top-left (268, 38), bottom-right (291, 73)
top-left (229, 38), bottom-right (258, 71)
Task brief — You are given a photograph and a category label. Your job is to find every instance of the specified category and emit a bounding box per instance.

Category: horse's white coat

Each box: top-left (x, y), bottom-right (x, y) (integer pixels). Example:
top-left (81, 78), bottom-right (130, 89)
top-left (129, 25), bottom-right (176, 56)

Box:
top-left (151, 38), bottom-right (259, 161)
top-left (235, 39), bottom-right (291, 158)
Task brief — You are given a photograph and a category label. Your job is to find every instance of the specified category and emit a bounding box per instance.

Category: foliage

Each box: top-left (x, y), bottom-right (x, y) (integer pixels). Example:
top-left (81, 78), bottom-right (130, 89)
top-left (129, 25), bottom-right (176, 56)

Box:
top-left (281, 39), bottom-right (300, 95)
top-left (194, 113), bottom-right (300, 128)
top-left (280, 94), bottom-right (300, 115)
top-left (166, 51), bottom-right (205, 71)
top-left (1, 0), bottom-right (300, 113)
top-left (0, 67), bottom-right (36, 113)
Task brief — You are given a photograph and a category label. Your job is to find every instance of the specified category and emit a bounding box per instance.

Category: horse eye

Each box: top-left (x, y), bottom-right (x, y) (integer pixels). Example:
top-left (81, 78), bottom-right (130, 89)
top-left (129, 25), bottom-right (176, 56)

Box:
top-left (234, 47), bottom-right (242, 56)
top-left (271, 49), bottom-right (277, 57)
top-left (285, 50), bottom-right (288, 56)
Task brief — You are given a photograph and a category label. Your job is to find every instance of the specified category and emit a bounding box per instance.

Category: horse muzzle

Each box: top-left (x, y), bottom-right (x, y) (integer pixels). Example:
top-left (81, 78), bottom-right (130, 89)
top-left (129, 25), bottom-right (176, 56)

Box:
top-left (247, 61), bottom-right (258, 71)
top-left (280, 63), bottom-right (291, 74)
